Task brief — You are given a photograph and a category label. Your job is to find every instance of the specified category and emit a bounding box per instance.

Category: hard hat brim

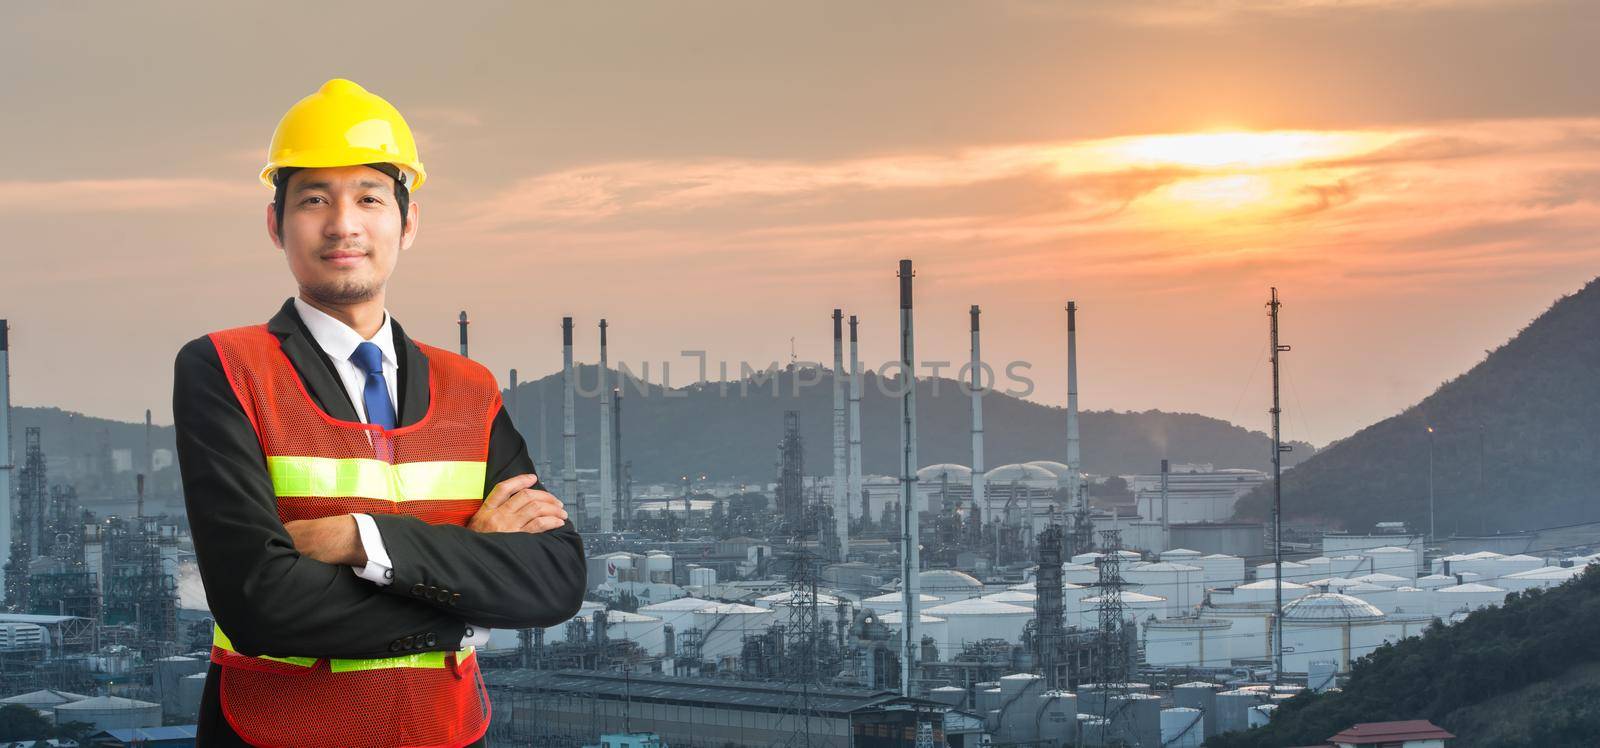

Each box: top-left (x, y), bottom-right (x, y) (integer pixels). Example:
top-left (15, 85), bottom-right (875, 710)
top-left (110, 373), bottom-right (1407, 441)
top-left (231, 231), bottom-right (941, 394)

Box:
top-left (260, 147), bottom-right (426, 191)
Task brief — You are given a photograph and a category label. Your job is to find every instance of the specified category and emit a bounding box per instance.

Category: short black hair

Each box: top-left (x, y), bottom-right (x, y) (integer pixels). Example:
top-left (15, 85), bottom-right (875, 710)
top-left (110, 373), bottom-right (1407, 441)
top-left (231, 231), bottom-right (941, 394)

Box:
top-left (272, 163), bottom-right (411, 236)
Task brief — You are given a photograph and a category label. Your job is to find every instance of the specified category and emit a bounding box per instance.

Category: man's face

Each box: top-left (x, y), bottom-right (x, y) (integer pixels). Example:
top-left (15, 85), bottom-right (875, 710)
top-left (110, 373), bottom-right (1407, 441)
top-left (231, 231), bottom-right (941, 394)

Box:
top-left (267, 164), bottom-right (419, 305)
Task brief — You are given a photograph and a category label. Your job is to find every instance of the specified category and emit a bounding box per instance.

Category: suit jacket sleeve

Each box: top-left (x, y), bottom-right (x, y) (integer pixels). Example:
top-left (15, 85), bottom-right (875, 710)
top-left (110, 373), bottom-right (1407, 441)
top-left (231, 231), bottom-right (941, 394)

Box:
top-left (174, 336), bottom-right (471, 659)
top-left (368, 405), bottom-right (588, 629)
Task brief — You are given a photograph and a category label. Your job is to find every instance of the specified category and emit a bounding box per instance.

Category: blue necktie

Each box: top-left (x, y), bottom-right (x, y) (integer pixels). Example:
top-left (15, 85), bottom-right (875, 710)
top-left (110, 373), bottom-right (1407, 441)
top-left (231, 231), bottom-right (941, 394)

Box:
top-left (350, 341), bottom-right (397, 429)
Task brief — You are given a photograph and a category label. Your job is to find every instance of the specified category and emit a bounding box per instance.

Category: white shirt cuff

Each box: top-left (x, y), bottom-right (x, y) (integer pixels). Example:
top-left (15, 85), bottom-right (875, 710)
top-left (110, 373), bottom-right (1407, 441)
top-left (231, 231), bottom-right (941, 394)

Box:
top-left (462, 626), bottom-right (492, 647)
top-left (350, 513), bottom-right (394, 586)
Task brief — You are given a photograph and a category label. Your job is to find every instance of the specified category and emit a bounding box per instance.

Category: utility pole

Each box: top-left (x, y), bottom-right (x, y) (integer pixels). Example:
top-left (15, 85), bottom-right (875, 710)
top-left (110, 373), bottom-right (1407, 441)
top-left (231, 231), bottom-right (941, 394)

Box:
top-left (1428, 425), bottom-right (1436, 543)
top-left (1267, 288), bottom-right (1292, 685)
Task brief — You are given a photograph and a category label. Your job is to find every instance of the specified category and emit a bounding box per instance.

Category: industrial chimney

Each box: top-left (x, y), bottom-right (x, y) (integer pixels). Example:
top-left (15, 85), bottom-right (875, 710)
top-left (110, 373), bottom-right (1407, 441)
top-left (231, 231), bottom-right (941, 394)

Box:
top-left (562, 317), bottom-right (578, 527)
top-left (458, 311), bottom-right (470, 358)
top-left (0, 319), bottom-right (11, 600)
top-left (832, 309), bottom-right (849, 561)
top-left (598, 320), bottom-right (614, 533)
top-left (970, 305), bottom-right (986, 527)
top-left (1066, 301), bottom-right (1082, 508)
top-left (897, 259), bottom-right (921, 698)
top-left (848, 315), bottom-right (863, 535)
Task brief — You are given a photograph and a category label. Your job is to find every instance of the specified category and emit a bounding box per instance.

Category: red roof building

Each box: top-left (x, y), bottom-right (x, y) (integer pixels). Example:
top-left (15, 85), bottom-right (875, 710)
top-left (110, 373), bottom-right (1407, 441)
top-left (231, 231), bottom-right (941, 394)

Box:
top-left (1328, 720), bottom-right (1455, 748)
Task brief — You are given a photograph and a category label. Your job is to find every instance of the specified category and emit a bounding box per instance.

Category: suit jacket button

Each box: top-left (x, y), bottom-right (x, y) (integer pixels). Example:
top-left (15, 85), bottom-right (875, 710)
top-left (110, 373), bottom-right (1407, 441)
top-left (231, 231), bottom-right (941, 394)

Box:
top-left (449, 593), bottom-right (460, 607)
top-left (389, 640), bottom-right (402, 652)
top-left (434, 588), bottom-right (449, 603)
top-left (411, 583), bottom-right (426, 597)
top-left (425, 633), bottom-right (438, 647)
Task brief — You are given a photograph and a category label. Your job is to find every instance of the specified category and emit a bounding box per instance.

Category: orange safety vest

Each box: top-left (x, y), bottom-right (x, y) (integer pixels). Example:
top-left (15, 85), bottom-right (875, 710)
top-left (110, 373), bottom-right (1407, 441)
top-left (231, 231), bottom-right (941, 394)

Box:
top-left (206, 324), bottom-right (499, 748)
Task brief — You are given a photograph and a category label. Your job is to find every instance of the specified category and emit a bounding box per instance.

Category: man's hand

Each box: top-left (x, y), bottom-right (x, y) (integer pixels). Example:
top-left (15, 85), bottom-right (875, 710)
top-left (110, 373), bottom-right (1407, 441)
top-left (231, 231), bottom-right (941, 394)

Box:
top-left (284, 515), bottom-right (366, 566)
top-left (468, 473), bottom-right (569, 534)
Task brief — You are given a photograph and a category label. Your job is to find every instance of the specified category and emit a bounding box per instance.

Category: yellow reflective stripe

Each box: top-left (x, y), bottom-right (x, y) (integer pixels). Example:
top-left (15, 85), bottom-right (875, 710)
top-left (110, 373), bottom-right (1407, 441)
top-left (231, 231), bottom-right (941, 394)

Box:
top-left (266, 457), bottom-right (485, 502)
top-left (213, 625), bottom-right (317, 667)
top-left (328, 646), bottom-right (476, 673)
top-left (214, 625), bottom-right (474, 672)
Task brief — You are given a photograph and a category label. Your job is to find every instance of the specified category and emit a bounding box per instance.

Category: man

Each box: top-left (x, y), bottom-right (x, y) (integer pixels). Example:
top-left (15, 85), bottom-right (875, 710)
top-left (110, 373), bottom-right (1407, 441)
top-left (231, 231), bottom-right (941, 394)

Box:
top-left (174, 78), bottom-right (586, 747)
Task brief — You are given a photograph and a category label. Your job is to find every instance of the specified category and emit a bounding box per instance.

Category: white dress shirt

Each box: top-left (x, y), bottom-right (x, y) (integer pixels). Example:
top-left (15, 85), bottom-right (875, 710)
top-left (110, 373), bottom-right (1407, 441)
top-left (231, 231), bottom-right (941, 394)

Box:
top-left (292, 297), bottom-right (491, 647)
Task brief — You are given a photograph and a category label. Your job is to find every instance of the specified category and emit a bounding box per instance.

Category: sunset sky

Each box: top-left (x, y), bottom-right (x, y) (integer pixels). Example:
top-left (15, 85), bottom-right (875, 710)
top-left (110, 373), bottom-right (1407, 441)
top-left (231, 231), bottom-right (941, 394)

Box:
top-left (2, 1), bottom-right (1597, 449)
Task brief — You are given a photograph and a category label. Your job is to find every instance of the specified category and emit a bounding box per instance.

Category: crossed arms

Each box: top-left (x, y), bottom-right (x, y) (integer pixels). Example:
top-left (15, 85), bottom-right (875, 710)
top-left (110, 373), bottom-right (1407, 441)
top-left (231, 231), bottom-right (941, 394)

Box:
top-left (173, 337), bottom-right (587, 660)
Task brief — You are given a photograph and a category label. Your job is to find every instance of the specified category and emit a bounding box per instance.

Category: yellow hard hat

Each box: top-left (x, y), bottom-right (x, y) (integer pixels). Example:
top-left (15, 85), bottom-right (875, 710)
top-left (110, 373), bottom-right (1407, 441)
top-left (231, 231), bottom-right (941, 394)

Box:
top-left (260, 78), bottom-right (427, 191)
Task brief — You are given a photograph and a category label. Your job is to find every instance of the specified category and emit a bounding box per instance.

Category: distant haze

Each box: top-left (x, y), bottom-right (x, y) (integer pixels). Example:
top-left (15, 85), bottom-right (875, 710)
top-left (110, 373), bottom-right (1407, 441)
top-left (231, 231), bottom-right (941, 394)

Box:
top-left (3, 1), bottom-right (1598, 447)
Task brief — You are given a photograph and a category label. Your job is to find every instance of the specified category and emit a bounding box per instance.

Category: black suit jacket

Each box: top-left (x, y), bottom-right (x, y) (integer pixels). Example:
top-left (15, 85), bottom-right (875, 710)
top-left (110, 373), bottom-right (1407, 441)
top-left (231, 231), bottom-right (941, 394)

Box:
top-left (173, 298), bottom-right (586, 662)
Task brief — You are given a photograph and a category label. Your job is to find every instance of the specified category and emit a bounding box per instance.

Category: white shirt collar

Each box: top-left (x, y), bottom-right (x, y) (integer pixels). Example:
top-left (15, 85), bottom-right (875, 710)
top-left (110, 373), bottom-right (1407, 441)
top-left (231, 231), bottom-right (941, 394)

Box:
top-left (292, 296), bottom-right (397, 368)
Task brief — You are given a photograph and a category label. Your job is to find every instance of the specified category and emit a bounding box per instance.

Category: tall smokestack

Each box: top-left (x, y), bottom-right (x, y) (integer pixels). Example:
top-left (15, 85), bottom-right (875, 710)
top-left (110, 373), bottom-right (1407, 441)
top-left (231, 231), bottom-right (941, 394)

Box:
top-left (613, 386), bottom-right (625, 529)
top-left (897, 259), bottom-right (921, 697)
top-left (970, 305), bottom-right (987, 528)
top-left (832, 309), bottom-right (849, 561)
top-left (458, 311), bottom-right (470, 358)
top-left (538, 374), bottom-right (551, 483)
top-left (144, 409), bottom-right (153, 476)
top-left (0, 319), bottom-right (11, 601)
top-left (136, 473), bottom-right (146, 521)
top-left (508, 369), bottom-right (519, 434)
top-left (562, 317), bottom-right (578, 528)
top-left (1160, 458), bottom-right (1171, 549)
top-left (598, 320), bottom-right (614, 533)
top-left (848, 315), bottom-right (863, 537)
top-left (1066, 301), bottom-right (1082, 508)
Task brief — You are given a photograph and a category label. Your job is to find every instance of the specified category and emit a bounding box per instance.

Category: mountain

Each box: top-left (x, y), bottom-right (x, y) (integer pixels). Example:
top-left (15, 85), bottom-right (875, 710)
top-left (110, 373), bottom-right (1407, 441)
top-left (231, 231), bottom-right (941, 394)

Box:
top-left (504, 365), bottom-right (1313, 484)
top-left (1205, 567), bottom-right (1600, 748)
top-left (1234, 276), bottom-right (1600, 532)
top-left (11, 363), bottom-right (1315, 505)
top-left (6, 406), bottom-right (180, 503)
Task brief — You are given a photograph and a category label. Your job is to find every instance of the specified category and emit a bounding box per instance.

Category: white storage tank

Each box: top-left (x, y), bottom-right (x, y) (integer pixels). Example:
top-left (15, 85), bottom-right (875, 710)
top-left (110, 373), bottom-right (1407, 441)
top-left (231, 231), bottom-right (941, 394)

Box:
top-left (979, 590), bottom-right (1038, 609)
top-left (689, 602), bottom-right (777, 660)
top-left (1196, 554), bottom-right (1248, 589)
top-left (1352, 572), bottom-right (1410, 587)
top-left (1123, 562), bottom-right (1204, 615)
top-left (1077, 714), bottom-right (1110, 743)
top-left (1279, 593), bottom-right (1388, 673)
top-left (1415, 573), bottom-right (1456, 590)
top-left (153, 655), bottom-right (207, 717)
top-left (1172, 682), bottom-right (1223, 739)
top-left (878, 612), bottom-right (949, 662)
top-left (925, 597), bottom-right (1036, 650)
top-left (1160, 548), bottom-right (1204, 563)
top-left (1061, 563), bottom-right (1101, 585)
top-left (1247, 703), bottom-right (1277, 728)
top-left (1501, 565), bottom-right (1582, 591)
top-left (1362, 546), bottom-right (1420, 579)
top-left (1341, 581), bottom-right (1397, 612)
top-left (1254, 560), bottom-right (1309, 582)
top-left (1161, 707), bottom-right (1205, 747)
top-left (1038, 690), bottom-right (1078, 746)
top-left (1078, 592), bottom-right (1167, 629)
top-left (644, 551), bottom-right (674, 583)
top-left (1326, 555), bottom-right (1367, 578)
top-left (1221, 579), bottom-right (1311, 605)
top-left (636, 597), bottom-right (718, 635)
top-left (687, 566), bottom-right (716, 588)
top-left (565, 610), bottom-right (666, 655)
top-left (54, 695), bottom-right (161, 732)
top-left (1214, 690), bottom-right (1266, 735)
top-left (1434, 583), bottom-right (1508, 616)
top-left (1110, 693), bottom-right (1162, 748)
top-left (1204, 604), bottom-right (1275, 661)
top-left (928, 686), bottom-right (966, 708)
top-left (997, 673), bottom-right (1045, 742)
top-left (859, 591), bottom-right (942, 616)
top-left (1387, 586), bottom-right (1432, 616)
top-left (1144, 618), bottom-right (1232, 668)
top-left (1308, 660), bottom-right (1338, 692)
